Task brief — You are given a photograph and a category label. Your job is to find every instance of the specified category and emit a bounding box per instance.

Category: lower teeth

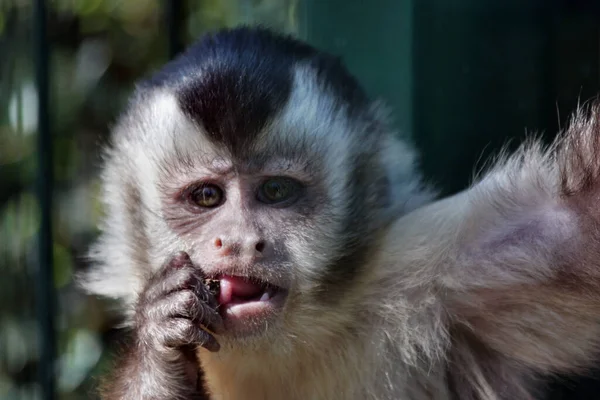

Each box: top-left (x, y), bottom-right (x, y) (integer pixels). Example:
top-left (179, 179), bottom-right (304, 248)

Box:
top-left (259, 292), bottom-right (270, 301)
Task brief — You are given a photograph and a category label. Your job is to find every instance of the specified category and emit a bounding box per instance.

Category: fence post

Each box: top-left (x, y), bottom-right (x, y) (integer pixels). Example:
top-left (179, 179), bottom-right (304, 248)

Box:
top-left (33, 0), bottom-right (56, 399)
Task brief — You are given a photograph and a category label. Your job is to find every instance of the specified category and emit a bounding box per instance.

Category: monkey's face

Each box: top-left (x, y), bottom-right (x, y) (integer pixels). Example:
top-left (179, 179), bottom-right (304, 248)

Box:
top-left (104, 28), bottom-right (426, 345)
top-left (158, 140), bottom-right (327, 338)
top-left (149, 81), bottom-right (382, 340)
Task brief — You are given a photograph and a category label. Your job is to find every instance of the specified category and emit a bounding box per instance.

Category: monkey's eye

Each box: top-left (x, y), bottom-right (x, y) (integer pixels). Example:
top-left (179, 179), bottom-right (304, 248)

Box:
top-left (189, 184), bottom-right (224, 208)
top-left (257, 177), bottom-right (302, 205)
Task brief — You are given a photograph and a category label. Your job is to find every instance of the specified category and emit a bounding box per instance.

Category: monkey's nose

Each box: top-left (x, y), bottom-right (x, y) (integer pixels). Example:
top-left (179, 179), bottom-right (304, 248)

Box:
top-left (213, 236), bottom-right (266, 258)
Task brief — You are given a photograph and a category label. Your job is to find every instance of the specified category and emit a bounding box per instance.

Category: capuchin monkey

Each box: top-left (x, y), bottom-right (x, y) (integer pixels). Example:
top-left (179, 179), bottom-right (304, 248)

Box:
top-left (81, 26), bottom-right (600, 399)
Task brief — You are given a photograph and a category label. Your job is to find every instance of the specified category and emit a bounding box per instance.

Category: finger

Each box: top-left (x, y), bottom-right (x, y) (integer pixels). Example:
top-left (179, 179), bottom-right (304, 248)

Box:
top-left (145, 291), bottom-right (224, 334)
top-left (144, 267), bottom-right (203, 300)
top-left (167, 251), bottom-right (194, 270)
top-left (196, 302), bottom-right (225, 334)
top-left (197, 281), bottom-right (220, 310)
top-left (162, 319), bottom-right (221, 352)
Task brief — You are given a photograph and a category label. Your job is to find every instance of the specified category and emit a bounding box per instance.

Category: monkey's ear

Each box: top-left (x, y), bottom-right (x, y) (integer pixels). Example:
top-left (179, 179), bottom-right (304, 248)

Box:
top-left (443, 104), bottom-right (600, 383)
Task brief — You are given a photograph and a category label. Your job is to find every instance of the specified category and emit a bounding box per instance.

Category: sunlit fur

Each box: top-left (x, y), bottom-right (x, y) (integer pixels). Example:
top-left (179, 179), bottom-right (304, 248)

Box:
top-left (83, 27), bottom-right (600, 400)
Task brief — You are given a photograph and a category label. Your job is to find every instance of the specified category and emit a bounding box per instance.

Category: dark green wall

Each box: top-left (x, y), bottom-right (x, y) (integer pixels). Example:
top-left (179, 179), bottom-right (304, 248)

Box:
top-left (299, 0), bottom-right (414, 136)
top-left (300, 0), bottom-right (600, 197)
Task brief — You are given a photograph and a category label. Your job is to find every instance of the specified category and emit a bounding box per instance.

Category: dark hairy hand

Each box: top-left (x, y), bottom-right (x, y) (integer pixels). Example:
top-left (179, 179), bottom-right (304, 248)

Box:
top-left (134, 251), bottom-right (224, 354)
top-left (98, 252), bottom-right (222, 399)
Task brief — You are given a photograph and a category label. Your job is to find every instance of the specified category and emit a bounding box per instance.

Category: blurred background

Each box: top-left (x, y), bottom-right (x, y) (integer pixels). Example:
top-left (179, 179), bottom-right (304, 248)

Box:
top-left (1, 0), bottom-right (600, 399)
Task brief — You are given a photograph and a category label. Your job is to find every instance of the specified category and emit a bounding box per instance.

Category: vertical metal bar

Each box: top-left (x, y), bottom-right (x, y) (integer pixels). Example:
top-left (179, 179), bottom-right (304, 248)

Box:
top-left (33, 0), bottom-right (56, 399)
top-left (165, 0), bottom-right (184, 59)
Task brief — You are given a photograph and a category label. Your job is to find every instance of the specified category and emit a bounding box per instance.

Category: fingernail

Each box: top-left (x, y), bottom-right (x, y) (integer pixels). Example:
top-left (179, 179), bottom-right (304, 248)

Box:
top-left (170, 251), bottom-right (192, 269)
top-left (203, 335), bottom-right (220, 352)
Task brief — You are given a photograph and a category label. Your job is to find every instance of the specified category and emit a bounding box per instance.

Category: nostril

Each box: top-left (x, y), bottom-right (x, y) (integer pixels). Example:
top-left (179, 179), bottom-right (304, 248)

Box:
top-left (255, 241), bottom-right (265, 253)
top-left (214, 238), bottom-right (223, 249)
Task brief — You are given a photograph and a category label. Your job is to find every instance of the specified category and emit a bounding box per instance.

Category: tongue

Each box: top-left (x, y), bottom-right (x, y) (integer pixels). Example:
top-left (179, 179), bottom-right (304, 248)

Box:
top-left (219, 275), bottom-right (264, 305)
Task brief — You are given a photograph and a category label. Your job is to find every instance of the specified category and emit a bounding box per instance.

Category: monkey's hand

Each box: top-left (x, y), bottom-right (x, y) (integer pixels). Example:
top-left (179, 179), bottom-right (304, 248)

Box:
top-left (98, 252), bottom-right (222, 400)
top-left (134, 251), bottom-right (224, 354)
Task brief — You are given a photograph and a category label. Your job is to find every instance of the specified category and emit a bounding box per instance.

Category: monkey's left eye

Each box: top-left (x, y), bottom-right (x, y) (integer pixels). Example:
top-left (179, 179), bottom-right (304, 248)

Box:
top-left (189, 184), bottom-right (224, 208)
top-left (257, 177), bottom-right (302, 205)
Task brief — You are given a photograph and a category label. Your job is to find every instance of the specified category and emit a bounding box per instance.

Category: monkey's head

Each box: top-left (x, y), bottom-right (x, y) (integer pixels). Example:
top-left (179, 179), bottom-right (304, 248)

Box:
top-left (85, 27), bottom-right (431, 348)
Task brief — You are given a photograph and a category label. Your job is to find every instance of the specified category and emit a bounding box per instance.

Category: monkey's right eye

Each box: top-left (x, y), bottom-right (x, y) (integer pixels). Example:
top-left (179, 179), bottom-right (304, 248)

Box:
top-left (188, 184), bottom-right (224, 208)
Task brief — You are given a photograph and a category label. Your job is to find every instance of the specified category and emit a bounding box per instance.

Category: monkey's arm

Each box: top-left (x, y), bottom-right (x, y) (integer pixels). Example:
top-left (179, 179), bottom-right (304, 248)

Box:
top-left (393, 104), bottom-right (600, 397)
top-left (99, 335), bottom-right (205, 400)
top-left (98, 252), bottom-right (222, 400)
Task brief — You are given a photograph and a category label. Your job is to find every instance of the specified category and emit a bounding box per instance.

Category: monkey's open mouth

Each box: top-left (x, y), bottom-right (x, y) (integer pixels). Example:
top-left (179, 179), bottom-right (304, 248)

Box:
top-left (217, 275), bottom-right (288, 308)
